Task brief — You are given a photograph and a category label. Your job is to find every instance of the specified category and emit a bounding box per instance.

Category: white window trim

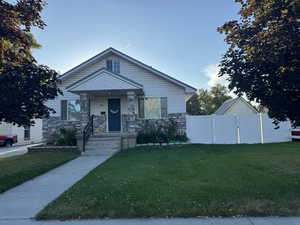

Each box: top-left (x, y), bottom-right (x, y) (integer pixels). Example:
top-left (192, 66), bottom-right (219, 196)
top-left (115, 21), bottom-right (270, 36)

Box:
top-left (144, 97), bottom-right (162, 119)
top-left (107, 59), bottom-right (120, 74)
top-left (113, 60), bottom-right (120, 74)
top-left (66, 99), bottom-right (81, 121)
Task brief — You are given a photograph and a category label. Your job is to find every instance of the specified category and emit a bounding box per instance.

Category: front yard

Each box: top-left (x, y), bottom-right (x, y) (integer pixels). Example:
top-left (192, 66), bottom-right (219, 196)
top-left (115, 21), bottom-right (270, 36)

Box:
top-left (37, 142), bottom-right (300, 220)
top-left (0, 151), bottom-right (79, 193)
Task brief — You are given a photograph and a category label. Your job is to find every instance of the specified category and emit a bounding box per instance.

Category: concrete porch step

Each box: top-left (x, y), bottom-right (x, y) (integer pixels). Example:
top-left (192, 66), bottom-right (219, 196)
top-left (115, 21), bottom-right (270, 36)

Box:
top-left (82, 151), bottom-right (118, 156)
top-left (86, 146), bottom-right (120, 150)
top-left (83, 134), bottom-right (122, 156)
top-left (88, 137), bottom-right (121, 143)
top-left (92, 133), bottom-right (122, 138)
top-left (88, 137), bottom-right (121, 142)
top-left (86, 142), bottom-right (120, 146)
top-left (85, 146), bottom-right (120, 151)
top-left (86, 142), bottom-right (120, 147)
top-left (87, 143), bottom-right (120, 147)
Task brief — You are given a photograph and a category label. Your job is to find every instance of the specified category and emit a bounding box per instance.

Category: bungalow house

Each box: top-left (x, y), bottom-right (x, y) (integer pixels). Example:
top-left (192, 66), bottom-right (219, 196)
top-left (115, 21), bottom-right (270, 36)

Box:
top-left (43, 48), bottom-right (196, 150)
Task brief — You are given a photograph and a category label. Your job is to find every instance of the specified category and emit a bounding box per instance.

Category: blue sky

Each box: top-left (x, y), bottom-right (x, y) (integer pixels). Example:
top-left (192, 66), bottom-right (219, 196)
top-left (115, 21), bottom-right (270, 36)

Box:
top-left (31, 0), bottom-right (240, 89)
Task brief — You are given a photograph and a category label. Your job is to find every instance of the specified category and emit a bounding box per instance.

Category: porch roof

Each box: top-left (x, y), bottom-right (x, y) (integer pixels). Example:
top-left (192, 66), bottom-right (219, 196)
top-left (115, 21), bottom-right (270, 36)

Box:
top-left (66, 68), bottom-right (143, 94)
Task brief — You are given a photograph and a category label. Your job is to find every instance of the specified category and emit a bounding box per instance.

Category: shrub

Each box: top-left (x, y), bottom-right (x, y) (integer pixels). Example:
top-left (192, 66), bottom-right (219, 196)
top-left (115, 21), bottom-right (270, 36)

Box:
top-left (137, 119), bottom-right (188, 144)
top-left (47, 128), bottom-right (77, 146)
top-left (174, 133), bottom-right (189, 143)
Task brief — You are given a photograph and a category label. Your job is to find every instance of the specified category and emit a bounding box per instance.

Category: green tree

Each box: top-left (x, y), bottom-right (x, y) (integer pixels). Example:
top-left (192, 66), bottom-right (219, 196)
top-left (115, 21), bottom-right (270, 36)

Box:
top-left (209, 84), bottom-right (232, 113)
top-left (0, 0), bottom-right (60, 126)
top-left (218, 0), bottom-right (300, 125)
top-left (186, 93), bottom-right (202, 115)
top-left (197, 89), bottom-right (214, 115)
top-left (187, 84), bottom-right (232, 115)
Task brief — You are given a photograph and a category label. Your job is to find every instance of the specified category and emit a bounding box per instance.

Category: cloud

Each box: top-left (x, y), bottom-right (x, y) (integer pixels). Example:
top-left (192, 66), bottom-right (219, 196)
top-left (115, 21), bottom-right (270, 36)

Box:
top-left (202, 63), bottom-right (236, 97)
top-left (202, 63), bottom-right (228, 87)
top-left (124, 42), bottom-right (132, 50)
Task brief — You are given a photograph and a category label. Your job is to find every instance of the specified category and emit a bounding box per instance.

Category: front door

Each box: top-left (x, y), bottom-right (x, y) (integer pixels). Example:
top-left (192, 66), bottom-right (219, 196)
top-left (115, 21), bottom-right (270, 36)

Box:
top-left (108, 99), bottom-right (121, 132)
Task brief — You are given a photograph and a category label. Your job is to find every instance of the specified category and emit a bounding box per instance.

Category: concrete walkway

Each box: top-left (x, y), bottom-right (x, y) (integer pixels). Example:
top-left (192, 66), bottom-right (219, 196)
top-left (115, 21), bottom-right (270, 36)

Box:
top-left (0, 154), bottom-right (113, 220)
top-left (0, 143), bottom-right (41, 158)
top-left (0, 217), bottom-right (299, 225)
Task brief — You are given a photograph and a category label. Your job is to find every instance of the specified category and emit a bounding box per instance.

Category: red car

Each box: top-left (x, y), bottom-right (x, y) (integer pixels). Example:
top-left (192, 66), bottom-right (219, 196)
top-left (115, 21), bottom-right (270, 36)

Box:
top-left (0, 135), bottom-right (18, 147)
top-left (292, 128), bottom-right (300, 141)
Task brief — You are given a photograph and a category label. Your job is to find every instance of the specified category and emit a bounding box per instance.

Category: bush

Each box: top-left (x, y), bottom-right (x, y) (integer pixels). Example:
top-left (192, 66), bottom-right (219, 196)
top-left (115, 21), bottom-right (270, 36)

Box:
top-left (47, 128), bottom-right (77, 146)
top-left (137, 119), bottom-right (188, 144)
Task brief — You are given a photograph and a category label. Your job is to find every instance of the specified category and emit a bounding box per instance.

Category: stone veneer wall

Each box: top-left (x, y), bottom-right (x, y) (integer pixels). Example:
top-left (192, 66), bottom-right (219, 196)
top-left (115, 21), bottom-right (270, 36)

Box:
top-left (93, 115), bottom-right (106, 133)
top-left (122, 114), bottom-right (136, 133)
top-left (42, 117), bottom-right (81, 141)
top-left (122, 113), bottom-right (186, 134)
top-left (80, 93), bottom-right (90, 130)
top-left (43, 113), bottom-right (186, 141)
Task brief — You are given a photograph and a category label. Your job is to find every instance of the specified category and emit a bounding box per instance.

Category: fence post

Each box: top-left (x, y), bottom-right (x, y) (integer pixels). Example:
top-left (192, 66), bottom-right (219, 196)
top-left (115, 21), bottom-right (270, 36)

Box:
top-left (259, 113), bottom-right (264, 144)
top-left (211, 115), bottom-right (216, 144)
top-left (235, 115), bottom-right (241, 144)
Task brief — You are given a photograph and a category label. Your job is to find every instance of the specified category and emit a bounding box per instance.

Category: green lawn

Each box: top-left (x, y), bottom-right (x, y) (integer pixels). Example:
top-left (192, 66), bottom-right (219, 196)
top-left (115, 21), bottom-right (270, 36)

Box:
top-left (0, 151), bottom-right (79, 193)
top-left (37, 143), bottom-right (300, 220)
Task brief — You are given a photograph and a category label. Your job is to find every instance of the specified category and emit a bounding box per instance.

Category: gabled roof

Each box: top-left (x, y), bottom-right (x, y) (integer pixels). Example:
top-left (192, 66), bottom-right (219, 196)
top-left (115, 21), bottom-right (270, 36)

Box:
top-left (60, 47), bottom-right (196, 93)
top-left (66, 68), bottom-right (143, 93)
top-left (214, 97), bottom-right (258, 115)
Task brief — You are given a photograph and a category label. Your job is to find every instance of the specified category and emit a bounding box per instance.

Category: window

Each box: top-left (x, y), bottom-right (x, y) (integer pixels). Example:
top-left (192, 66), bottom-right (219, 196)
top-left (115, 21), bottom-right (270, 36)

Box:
top-left (145, 98), bottom-right (161, 119)
top-left (24, 126), bottom-right (30, 140)
top-left (61, 100), bottom-right (81, 120)
top-left (106, 59), bottom-right (112, 71)
top-left (138, 97), bottom-right (168, 119)
top-left (106, 59), bottom-right (120, 74)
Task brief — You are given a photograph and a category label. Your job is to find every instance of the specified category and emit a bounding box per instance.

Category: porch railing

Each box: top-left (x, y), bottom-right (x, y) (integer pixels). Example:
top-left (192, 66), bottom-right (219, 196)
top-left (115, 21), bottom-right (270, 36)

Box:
top-left (82, 115), bottom-right (94, 152)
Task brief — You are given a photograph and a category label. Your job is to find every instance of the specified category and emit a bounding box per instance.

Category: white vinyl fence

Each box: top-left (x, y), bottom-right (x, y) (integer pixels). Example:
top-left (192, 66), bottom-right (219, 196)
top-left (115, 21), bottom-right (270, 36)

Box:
top-left (186, 114), bottom-right (291, 144)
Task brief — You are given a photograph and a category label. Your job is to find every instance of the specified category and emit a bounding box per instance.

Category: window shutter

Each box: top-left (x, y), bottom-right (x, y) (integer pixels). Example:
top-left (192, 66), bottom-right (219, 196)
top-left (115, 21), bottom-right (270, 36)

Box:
top-left (161, 97), bottom-right (168, 118)
top-left (61, 100), bottom-right (68, 120)
top-left (106, 59), bottom-right (112, 71)
top-left (138, 97), bottom-right (145, 118)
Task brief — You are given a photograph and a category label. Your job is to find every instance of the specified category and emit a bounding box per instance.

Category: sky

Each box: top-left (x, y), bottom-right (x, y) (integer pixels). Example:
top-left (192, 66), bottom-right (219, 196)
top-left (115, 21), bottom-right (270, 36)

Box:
top-left (30, 0), bottom-right (241, 90)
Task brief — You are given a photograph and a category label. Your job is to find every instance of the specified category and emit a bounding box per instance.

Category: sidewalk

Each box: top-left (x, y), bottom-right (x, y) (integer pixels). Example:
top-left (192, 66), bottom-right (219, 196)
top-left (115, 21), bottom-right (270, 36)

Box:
top-left (0, 217), bottom-right (299, 225)
top-left (0, 155), bottom-right (113, 220)
top-left (0, 143), bottom-right (40, 158)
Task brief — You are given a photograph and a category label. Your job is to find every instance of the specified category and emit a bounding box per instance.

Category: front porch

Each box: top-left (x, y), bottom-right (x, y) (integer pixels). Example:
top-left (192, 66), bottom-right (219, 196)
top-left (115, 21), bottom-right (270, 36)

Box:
top-left (79, 90), bottom-right (142, 134)
top-left (67, 68), bottom-right (145, 134)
